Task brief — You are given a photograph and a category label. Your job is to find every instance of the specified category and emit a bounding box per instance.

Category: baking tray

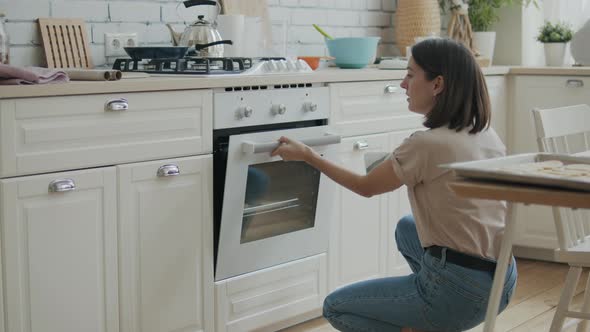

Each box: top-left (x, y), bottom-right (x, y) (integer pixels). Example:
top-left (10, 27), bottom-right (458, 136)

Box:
top-left (442, 153), bottom-right (590, 192)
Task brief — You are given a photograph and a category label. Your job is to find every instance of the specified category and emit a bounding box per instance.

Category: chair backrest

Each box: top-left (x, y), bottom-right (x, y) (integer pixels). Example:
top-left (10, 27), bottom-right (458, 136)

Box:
top-left (531, 104), bottom-right (590, 251)
top-left (532, 104), bottom-right (590, 154)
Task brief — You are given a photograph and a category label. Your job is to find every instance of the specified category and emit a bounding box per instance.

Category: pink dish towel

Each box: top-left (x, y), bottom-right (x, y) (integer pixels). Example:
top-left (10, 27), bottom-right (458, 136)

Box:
top-left (0, 63), bottom-right (69, 85)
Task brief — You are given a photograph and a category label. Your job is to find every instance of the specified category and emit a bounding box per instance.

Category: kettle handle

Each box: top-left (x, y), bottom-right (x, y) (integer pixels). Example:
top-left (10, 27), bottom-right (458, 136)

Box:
top-left (183, 0), bottom-right (217, 8)
top-left (193, 40), bottom-right (233, 51)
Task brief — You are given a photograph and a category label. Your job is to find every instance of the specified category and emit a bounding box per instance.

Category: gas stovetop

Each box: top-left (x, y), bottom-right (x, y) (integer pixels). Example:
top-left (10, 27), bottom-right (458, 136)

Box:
top-left (112, 57), bottom-right (313, 76)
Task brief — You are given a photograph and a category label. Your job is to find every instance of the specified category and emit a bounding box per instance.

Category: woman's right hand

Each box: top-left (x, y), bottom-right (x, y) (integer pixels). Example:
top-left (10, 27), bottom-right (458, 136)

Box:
top-left (270, 136), bottom-right (315, 162)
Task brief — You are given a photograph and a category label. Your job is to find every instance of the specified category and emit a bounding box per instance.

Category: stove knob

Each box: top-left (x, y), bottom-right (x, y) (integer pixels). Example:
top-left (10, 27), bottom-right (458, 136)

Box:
top-left (238, 106), bottom-right (254, 118)
top-left (303, 102), bottom-right (318, 112)
top-left (271, 104), bottom-right (287, 115)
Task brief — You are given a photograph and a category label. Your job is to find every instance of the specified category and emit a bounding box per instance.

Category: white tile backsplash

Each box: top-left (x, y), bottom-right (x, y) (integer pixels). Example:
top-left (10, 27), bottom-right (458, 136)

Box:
top-left (6, 22), bottom-right (41, 45)
top-left (108, 2), bottom-right (160, 23)
top-left (52, 1), bottom-right (109, 22)
top-left (0, 0), bottom-right (50, 20)
top-left (0, 0), bottom-right (398, 66)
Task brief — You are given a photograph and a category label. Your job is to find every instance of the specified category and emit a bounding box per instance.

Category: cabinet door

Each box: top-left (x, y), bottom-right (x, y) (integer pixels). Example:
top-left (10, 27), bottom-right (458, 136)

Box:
top-left (329, 81), bottom-right (422, 137)
top-left (328, 133), bottom-right (390, 291)
top-left (511, 76), bottom-right (590, 254)
top-left (486, 75), bottom-right (508, 144)
top-left (511, 76), bottom-right (590, 154)
top-left (0, 168), bottom-right (118, 332)
top-left (118, 155), bottom-right (213, 332)
top-left (387, 130), bottom-right (416, 277)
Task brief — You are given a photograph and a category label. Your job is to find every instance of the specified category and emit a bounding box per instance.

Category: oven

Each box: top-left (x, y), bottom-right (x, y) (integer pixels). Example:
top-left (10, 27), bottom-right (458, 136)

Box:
top-left (213, 84), bottom-right (340, 281)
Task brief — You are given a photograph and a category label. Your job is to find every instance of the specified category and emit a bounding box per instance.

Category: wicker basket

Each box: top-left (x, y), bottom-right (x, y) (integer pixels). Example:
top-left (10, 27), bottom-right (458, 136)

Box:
top-left (395, 0), bottom-right (441, 56)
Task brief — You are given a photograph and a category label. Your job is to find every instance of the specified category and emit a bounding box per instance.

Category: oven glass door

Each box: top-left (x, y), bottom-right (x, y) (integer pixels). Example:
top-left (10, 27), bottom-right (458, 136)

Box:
top-left (242, 160), bottom-right (320, 243)
top-left (216, 125), bottom-right (340, 281)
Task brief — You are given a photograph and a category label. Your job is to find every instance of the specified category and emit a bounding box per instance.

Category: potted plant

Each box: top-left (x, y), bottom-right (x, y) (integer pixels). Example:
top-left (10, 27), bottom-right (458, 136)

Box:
top-left (536, 21), bottom-right (574, 66)
top-left (439, 0), bottom-right (537, 64)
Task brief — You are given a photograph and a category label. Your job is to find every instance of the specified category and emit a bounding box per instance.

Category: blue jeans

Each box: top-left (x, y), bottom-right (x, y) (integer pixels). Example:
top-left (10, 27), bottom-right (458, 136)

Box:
top-left (323, 215), bottom-right (517, 332)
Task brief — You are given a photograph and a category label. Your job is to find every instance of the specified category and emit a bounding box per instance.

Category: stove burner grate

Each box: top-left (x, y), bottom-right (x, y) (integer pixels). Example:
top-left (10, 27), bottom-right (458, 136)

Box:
top-left (112, 57), bottom-right (261, 75)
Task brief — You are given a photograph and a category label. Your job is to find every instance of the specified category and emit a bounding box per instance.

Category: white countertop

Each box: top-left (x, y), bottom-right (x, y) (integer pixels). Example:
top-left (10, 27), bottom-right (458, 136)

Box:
top-left (1, 65), bottom-right (589, 99)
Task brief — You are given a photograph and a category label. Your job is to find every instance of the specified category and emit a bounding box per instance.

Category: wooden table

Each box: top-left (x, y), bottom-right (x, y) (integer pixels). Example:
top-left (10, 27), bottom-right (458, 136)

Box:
top-left (449, 179), bottom-right (590, 332)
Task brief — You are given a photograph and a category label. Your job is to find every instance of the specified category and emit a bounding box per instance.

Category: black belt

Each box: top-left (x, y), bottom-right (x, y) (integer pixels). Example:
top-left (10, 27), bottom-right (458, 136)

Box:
top-left (426, 245), bottom-right (496, 273)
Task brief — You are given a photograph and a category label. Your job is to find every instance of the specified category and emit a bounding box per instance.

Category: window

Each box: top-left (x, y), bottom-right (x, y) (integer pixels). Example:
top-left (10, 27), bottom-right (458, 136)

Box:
top-left (544, 0), bottom-right (590, 29)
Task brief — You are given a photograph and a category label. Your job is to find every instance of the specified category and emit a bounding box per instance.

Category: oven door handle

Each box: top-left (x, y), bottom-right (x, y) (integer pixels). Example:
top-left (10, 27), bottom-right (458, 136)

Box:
top-left (242, 134), bottom-right (342, 154)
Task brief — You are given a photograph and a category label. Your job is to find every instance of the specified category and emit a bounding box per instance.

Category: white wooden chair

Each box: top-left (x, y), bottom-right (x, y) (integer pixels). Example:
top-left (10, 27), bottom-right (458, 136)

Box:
top-left (532, 104), bottom-right (590, 332)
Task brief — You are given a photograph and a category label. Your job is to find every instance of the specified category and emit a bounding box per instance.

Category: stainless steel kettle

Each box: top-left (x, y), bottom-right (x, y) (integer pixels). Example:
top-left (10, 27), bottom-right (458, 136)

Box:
top-left (167, 0), bottom-right (232, 57)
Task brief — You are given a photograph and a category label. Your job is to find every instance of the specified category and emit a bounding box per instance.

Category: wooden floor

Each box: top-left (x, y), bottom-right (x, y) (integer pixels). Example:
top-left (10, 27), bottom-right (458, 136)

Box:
top-left (281, 258), bottom-right (589, 332)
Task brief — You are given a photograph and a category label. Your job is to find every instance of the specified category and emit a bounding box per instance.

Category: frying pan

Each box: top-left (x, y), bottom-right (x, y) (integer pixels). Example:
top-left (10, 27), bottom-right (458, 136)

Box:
top-left (123, 46), bottom-right (189, 60)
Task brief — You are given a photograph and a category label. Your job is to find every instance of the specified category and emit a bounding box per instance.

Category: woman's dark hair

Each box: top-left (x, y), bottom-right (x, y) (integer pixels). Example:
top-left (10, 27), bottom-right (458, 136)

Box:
top-left (411, 38), bottom-right (491, 134)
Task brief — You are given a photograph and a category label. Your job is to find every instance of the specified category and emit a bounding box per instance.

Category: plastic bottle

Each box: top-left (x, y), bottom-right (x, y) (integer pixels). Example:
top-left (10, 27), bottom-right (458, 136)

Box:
top-left (0, 12), bottom-right (9, 64)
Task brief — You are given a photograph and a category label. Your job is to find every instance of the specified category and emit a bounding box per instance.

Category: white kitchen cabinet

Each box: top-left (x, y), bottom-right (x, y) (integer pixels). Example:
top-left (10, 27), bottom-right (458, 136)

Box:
top-left (0, 91), bottom-right (214, 332)
top-left (0, 168), bottom-right (119, 332)
top-left (510, 75), bottom-right (590, 259)
top-left (327, 80), bottom-right (420, 291)
top-left (486, 75), bottom-right (508, 144)
top-left (510, 76), bottom-right (590, 154)
top-left (387, 129), bottom-right (418, 277)
top-left (327, 130), bottom-right (416, 291)
top-left (329, 80), bottom-right (422, 137)
top-left (328, 133), bottom-right (391, 291)
top-left (215, 254), bottom-right (327, 332)
top-left (0, 90), bottom-right (212, 178)
top-left (118, 155), bottom-right (213, 332)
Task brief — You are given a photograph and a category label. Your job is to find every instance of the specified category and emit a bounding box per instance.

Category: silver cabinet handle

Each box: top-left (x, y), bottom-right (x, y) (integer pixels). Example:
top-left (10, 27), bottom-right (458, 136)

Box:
top-left (566, 79), bottom-right (584, 88)
top-left (384, 85), bottom-right (398, 94)
top-left (48, 178), bottom-right (76, 192)
top-left (157, 164), bottom-right (180, 177)
top-left (105, 98), bottom-right (129, 111)
top-left (242, 134), bottom-right (341, 154)
top-left (354, 141), bottom-right (369, 150)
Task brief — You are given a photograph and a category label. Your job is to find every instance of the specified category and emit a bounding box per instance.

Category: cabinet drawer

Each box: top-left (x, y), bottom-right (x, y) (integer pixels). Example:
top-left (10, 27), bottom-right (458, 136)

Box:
top-left (329, 81), bottom-right (423, 137)
top-left (0, 90), bottom-right (212, 177)
top-left (215, 254), bottom-right (327, 332)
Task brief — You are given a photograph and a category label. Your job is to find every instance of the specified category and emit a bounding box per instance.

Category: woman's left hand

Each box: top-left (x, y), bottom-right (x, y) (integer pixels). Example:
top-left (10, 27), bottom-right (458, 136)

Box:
top-left (270, 136), bottom-right (313, 162)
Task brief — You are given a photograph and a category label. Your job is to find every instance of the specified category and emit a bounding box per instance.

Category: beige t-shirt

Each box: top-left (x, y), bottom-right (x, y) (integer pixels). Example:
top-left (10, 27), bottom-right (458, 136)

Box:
top-left (390, 126), bottom-right (507, 260)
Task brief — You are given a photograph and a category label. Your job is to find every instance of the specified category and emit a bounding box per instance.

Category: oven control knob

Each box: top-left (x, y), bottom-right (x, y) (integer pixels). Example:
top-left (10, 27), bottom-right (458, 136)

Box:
top-left (271, 104), bottom-right (287, 115)
top-left (303, 102), bottom-right (318, 112)
top-left (238, 106), bottom-right (254, 118)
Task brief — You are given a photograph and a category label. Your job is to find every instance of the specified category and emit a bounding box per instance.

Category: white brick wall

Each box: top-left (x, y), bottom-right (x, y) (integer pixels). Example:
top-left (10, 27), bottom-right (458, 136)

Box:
top-left (0, 0), bottom-right (398, 67)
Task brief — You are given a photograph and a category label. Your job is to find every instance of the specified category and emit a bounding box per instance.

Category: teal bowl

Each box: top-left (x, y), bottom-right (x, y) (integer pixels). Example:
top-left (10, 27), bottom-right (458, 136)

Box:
top-left (325, 37), bottom-right (381, 69)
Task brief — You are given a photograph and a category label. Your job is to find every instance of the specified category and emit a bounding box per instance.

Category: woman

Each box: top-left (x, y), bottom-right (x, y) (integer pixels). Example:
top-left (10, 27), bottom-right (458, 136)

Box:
top-left (270, 38), bottom-right (517, 332)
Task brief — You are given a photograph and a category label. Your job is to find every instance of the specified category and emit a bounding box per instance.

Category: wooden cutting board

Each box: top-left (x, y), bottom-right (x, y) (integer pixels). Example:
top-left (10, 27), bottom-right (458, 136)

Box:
top-left (38, 18), bottom-right (93, 69)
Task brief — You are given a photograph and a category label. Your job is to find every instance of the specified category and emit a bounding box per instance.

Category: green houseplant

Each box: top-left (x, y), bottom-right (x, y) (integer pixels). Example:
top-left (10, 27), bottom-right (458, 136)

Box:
top-left (536, 21), bottom-right (573, 43)
top-left (536, 21), bottom-right (574, 66)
